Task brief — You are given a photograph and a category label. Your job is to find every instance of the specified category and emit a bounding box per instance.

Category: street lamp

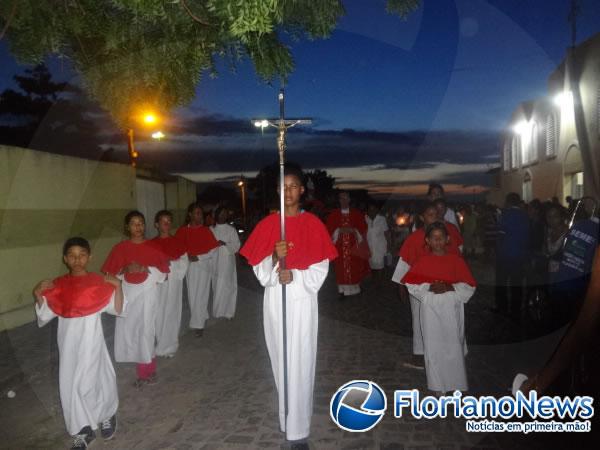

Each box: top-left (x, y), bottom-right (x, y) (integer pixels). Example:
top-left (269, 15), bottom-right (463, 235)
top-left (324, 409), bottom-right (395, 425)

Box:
top-left (127, 110), bottom-right (163, 167)
top-left (238, 177), bottom-right (247, 226)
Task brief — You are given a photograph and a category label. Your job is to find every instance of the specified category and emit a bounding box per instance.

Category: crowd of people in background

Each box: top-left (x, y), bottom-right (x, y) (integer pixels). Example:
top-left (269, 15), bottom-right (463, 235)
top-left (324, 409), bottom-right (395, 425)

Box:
top-left (31, 166), bottom-right (600, 449)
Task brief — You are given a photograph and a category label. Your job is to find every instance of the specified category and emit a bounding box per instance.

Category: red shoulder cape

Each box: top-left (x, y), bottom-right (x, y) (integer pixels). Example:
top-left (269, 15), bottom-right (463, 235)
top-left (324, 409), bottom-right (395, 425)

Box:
top-left (42, 273), bottom-right (115, 318)
top-left (175, 225), bottom-right (219, 256)
top-left (101, 240), bottom-right (170, 284)
top-left (402, 253), bottom-right (476, 287)
top-left (149, 235), bottom-right (187, 260)
top-left (240, 212), bottom-right (338, 270)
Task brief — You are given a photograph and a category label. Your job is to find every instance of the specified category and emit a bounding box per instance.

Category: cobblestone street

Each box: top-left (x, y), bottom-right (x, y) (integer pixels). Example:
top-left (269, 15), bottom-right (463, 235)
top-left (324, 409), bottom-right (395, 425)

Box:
top-left (0, 258), bottom-right (574, 449)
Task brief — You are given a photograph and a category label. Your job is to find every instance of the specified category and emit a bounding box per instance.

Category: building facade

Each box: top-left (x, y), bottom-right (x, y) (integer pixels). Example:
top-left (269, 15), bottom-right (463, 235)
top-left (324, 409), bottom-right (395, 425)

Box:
top-left (493, 32), bottom-right (600, 205)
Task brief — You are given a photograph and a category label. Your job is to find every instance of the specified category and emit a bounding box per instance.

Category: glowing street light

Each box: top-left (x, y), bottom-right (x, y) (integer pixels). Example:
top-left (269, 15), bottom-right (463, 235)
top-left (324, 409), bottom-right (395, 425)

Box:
top-left (151, 131), bottom-right (165, 140)
top-left (254, 119), bottom-right (269, 129)
top-left (553, 91), bottom-right (573, 108)
top-left (143, 113), bottom-right (157, 124)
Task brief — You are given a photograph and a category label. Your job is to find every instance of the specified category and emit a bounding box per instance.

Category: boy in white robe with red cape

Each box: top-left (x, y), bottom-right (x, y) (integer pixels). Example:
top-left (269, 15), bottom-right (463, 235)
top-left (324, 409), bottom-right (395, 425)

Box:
top-left (402, 221), bottom-right (476, 394)
top-left (240, 166), bottom-right (337, 448)
top-left (34, 237), bottom-right (124, 449)
top-left (150, 210), bottom-right (189, 357)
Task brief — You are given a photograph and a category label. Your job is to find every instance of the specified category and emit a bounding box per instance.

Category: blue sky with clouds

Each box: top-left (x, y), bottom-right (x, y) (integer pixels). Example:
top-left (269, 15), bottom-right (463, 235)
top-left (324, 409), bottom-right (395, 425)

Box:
top-left (2, 0), bottom-right (600, 197)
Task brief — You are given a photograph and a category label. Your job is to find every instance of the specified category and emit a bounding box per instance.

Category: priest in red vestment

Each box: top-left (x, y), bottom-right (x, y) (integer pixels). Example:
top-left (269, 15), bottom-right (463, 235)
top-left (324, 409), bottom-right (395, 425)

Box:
top-left (326, 191), bottom-right (370, 297)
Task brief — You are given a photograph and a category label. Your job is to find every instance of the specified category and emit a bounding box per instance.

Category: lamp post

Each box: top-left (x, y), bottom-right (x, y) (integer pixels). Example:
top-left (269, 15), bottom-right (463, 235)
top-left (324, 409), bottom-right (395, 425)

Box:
top-left (238, 176), bottom-right (247, 226)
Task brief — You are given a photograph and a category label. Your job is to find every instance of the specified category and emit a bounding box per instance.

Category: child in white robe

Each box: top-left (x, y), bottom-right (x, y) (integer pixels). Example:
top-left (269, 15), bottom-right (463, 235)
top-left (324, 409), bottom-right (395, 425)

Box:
top-left (211, 207), bottom-right (241, 319)
top-left (151, 210), bottom-right (189, 357)
top-left (33, 237), bottom-right (124, 449)
top-left (402, 222), bottom-right (476, 394)
top-left (102, 211), bottom-right (169, 386)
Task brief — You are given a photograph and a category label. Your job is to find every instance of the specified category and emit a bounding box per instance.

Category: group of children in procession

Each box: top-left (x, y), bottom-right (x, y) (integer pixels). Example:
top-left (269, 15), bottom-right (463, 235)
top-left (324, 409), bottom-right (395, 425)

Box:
top-left (33, 203), bottom-right (240, 449)
top-left (33, 167), bottom-right (475, 449)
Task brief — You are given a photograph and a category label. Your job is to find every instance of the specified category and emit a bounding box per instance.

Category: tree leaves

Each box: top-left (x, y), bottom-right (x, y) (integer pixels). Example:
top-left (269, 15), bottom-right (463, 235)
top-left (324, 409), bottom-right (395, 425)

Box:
top-left (1, 1), bottom-right (419, 128)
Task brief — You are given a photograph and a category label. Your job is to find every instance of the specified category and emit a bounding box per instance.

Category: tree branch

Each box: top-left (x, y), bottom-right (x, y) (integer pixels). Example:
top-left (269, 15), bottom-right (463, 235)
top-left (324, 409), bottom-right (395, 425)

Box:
top-left (181, 0), bottom-right (212, 26)
top-left (0, 2), bottom-right (17, 41)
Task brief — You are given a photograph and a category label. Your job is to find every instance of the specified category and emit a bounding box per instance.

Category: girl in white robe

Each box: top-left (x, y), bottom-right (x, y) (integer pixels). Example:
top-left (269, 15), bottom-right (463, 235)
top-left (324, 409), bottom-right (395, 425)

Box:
top-left (102, 211), bottom-right (170, 385)
top-left (402, 222), bottom-right (476, 394)
top-left (211, 207), bottom-right (241, 319)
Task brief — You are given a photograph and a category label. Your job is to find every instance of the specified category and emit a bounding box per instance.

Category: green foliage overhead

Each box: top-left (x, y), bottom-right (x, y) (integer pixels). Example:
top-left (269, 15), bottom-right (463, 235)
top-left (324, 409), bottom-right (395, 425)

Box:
top-left (0, 0), bottom-right (419, 128)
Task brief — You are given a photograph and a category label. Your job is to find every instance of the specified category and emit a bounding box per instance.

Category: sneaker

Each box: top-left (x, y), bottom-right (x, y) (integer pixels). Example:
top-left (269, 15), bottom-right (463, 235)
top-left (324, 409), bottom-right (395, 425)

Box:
top-left (133, 378), bottom-right (146, 389)
top-left (402, 361), bottom-right (425, 370)
top-left (145, 373), bottom-right (159, 385)
top-left (100, 414), bottom-right (117, 440)
top-left (71, 426), bottom-right (95, 449)
top-left (194, 329), bottom-right (204, 337)
top-left (290, 443), bottom-right (309, 450)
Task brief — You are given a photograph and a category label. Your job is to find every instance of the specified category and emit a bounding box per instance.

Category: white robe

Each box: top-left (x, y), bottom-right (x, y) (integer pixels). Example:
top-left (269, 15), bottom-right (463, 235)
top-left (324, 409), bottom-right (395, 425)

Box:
top-left (253, 256), bottom-right (329, 441)
top-left (114, 267), bottom-right (166, 363)
top-left (186, 248), bottom-right (218, 329)
top-left (391, 258), bottom-right (423, 355)
top-left (365, 214), bottom-right (389, 270)
top-left (155, 254), bottom-right (189, 356)
top-left (211, 223), bottom-right (241, 319)
top-left (405, 282), bottom-right (475, 392)
top-left (36, 293), bottom-right (120, 435)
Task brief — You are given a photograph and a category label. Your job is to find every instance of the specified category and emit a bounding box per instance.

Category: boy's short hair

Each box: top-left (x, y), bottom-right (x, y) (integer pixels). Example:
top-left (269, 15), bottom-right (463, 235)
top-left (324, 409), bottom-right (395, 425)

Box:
top-left (124, 210), bottom-right (145, 226)
top-left (154, 209), bottom-right (173, 223)
top-left (421, 201), bottom-right (437, 215)
top-left (63, 237), bottom-right (91, 256)
top-left (281, 163), bottom-right (305, 186)
top-left (425, 221), bottom-right (449, 238)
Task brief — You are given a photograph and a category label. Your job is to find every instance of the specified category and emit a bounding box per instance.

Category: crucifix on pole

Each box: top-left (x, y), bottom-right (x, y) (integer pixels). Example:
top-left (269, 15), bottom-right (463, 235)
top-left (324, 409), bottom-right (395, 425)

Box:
top-left (252, 88), bottom-right (312, 431)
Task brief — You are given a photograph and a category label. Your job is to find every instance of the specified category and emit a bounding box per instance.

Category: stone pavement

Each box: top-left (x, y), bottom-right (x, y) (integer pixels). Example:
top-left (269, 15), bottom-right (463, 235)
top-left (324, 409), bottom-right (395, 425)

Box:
top-left (0, 258), bottom-right (575, 449)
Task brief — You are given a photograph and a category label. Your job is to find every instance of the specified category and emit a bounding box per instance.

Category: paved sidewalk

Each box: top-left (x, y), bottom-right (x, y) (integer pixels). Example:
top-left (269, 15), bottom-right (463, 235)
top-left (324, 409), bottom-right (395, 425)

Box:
top-left (0, 260), bottom-right (571, 449)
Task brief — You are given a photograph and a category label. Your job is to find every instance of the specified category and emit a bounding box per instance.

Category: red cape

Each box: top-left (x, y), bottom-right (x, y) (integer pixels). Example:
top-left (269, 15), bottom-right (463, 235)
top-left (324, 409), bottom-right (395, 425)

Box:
top-left (175, 225), bottom-right (219, 256)
top-left (398, 225), bottom-right (462, 262)
top-left (149, 235), bottom-right (187, 260)
top-left (42, 273), bottom-right (115, 318)
top-left (402, 253), bottom-right (476, 287)
top-left (101, 240), bottom-right (170, 284)
top-left (240, 212), bottom-right (338, 270)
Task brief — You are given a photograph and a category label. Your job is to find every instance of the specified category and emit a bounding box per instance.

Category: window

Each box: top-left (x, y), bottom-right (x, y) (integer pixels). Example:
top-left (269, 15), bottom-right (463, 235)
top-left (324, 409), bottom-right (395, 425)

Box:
top-left (530, 122), bottom-right (538, 163)
top-left (522, 172), bottom-right (533, 202)
top-left (511, 135), bottom-right (520, 169)
top-left (503, 140), bottom-right (511, 171)
top-left (545, 114), bottom-right (557, 157)
top-left (572, 171), bottom-right (584, 199)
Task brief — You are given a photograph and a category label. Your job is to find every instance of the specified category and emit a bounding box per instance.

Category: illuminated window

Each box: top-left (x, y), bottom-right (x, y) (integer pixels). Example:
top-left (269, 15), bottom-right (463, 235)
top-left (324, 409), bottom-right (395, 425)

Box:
top-left (511, 135), bottom-right (520, 169)
top-left (545, 114), bottom-right (557, 156)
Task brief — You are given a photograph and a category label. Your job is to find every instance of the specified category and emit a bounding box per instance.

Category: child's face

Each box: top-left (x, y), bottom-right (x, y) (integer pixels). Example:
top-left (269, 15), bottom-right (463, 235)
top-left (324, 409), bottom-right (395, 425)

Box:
top-left (280, 175), bottom-right (304, 207)
top-left (155, 215), bottom-right (172, 235)
top-left (190, 208), bottom-right (204, 225)
top-left (435, 203), bottom-right (447, 220)
top-left (63, 246), bottom-right (90, 274)
top-left (426, 229), bottom-right (448, 254)
top-left (422, 207), bottom-right (438, 226)
top-left (127, 216), bottom-right (145, 239)
top-left (217, 209), bottom-right (228, 224)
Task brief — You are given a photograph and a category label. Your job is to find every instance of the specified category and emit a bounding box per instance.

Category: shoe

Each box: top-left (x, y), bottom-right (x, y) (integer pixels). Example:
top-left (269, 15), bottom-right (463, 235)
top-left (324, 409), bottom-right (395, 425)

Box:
top-left (195, 329), bottom-right (204, 337)
top-left (402, 361), bottom-right (425, 370)
top-left (71, 426), bottom-right (95, 449)
top-left (100, 414), bottom-right (117, 440)
top-left (290, 443), bottom-right (309, 450)
top-left (145, 373), bottom-right (159, 385)
top-left (133, 378), bottom-right (146, 389)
